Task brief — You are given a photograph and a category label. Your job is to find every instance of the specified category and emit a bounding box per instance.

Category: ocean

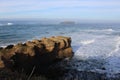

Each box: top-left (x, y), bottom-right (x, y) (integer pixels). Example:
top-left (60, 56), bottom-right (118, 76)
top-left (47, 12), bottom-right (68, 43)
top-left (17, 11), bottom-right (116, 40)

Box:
top-left (0, 21), bottom-right (120, 78)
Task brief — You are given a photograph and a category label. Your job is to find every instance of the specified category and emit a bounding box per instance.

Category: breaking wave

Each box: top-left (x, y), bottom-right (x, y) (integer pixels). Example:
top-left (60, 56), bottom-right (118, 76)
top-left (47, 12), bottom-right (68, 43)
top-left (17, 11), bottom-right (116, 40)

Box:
top-left (84, 28), bottom-right (114, 32)
top-left (71, 34), bottom-right (120, 78)
top-left (106, 29), bottom-right (114, 32)
top-left (108, 37), bottom-right (120, 56)
top-left (0, 23), bottom-right (13, 26)
top-left (105, 37), bottom-right (120, 76)
top-left (7, 23), bottom-right (13, 25)
top-left (80, 39), bottom-right (95, 45)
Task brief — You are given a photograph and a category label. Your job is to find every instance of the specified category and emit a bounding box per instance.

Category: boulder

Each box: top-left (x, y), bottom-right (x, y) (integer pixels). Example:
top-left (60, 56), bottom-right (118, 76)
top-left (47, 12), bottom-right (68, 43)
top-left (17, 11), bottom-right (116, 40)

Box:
top-left (0, 36), bottom-right (73, 72)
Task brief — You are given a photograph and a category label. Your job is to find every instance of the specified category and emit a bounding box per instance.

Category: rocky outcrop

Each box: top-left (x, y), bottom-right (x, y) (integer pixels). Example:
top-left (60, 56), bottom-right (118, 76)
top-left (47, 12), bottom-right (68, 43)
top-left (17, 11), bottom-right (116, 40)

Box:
top-left (0, 36), bottom-right (73, 72)
top-left (60, 21), bottom-right (75, 25)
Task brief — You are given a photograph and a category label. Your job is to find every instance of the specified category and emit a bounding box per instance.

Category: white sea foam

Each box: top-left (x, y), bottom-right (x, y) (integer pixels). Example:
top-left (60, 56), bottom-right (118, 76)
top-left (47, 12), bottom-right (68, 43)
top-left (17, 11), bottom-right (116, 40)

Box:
top-left (7, 23), bottom-right (13, 25)
top-left (0, 46), bottom-right (6, 48)
top-left (0, 23), bottom-right (13, 26)
top-left (108, 37), bottom-right (120, 56)
top-left (106, 29), bottom-right (114, 32)
top-left (84, 28), bottom-right (114, 32)
top-left (105, 37), bottom-right (120, 76)
top-left (71, 34), bottom-right (120, 77)
top-left (80, 39), bottom-right (95, 45)
top-left (64, 31), bottom-right (120, 77)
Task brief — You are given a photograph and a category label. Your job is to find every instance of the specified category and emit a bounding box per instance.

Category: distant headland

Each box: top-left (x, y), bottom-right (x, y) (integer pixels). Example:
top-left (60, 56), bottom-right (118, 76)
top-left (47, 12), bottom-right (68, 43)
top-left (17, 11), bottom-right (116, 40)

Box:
top-left (60, 21), bottom-right (75, 25)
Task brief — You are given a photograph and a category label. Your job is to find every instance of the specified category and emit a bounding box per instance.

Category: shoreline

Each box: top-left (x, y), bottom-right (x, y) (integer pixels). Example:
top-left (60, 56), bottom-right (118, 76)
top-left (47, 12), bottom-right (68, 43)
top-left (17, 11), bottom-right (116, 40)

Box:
top-left (0, 36), bottom-right (120, 80)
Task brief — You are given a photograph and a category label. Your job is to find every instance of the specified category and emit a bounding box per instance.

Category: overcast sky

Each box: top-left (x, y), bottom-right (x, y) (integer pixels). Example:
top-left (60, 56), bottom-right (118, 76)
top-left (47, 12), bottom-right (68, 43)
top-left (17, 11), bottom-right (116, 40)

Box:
top-left (0, 0), bottom-right (120, 22)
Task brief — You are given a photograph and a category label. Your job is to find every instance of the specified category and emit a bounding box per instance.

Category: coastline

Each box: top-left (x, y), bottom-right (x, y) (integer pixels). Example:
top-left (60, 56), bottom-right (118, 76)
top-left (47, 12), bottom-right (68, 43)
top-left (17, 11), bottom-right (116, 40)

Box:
top-left (0, 36), bottom-right (120, 80)
top-left (1, 23), bottom-right (120, 80)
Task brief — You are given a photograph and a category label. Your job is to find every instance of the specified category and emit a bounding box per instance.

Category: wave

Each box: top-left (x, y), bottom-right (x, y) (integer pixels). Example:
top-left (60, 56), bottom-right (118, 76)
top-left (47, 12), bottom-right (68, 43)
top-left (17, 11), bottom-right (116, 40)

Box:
top-left (72, 35), bottom-right (120, 77)
top-left (80, 39), bottom-right (95, 45)
top-left (0, 23), bottom-right (13, 26)
top-left (7, 23), bottom-right (13, 25)
top-left (106, 29), bottom-right (114, 32)
top-left (85, 28), bottom-right (115, 32)
top-left (108, 37), bottom-right (120, 56)
top-left (105, 37), bottom-right (120, 75)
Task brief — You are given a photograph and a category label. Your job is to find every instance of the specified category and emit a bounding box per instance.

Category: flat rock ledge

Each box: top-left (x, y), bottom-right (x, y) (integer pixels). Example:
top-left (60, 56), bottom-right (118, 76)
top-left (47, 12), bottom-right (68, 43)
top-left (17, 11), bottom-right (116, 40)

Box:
top-left (0, 36), bottom-right (73, 73)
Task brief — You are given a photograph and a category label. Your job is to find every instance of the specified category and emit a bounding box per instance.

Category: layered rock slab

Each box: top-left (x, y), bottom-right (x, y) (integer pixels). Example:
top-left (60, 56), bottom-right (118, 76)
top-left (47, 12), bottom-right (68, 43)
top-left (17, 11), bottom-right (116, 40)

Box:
top-left (0, 36), bottom-right (73, 72)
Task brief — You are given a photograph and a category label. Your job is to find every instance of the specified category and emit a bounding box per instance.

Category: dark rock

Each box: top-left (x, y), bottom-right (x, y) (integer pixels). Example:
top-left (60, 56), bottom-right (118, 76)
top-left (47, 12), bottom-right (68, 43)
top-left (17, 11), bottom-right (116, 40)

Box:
top-left (5, 45), bottom-right (14, 49)
top-left (0, 47), bottom-right (3, 50)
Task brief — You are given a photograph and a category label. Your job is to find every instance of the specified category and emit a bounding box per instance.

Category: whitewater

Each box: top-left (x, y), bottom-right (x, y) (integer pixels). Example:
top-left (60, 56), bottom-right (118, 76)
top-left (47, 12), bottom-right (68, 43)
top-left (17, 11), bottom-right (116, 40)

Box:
top-left (70, 28), bottom-right (120, 78)
top-left (0, 22), bottom-right (120, 78)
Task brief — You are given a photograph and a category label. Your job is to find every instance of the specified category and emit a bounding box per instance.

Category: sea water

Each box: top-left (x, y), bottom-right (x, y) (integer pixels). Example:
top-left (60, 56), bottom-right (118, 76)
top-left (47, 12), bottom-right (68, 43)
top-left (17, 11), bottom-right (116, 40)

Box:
top-left (0, 21), bottom-right (120, 78)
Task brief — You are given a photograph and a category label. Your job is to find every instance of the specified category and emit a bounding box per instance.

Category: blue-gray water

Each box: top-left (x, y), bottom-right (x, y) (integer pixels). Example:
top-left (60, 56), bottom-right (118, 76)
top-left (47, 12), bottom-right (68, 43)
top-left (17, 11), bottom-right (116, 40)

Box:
top-left (0, 21), bottom-right (120, 78)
